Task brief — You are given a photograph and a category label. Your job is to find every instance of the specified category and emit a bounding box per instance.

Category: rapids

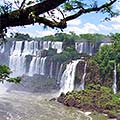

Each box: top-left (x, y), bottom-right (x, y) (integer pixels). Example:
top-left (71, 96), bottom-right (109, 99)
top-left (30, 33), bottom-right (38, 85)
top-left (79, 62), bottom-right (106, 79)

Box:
top-left (0, 91), bottom-right (91, 120)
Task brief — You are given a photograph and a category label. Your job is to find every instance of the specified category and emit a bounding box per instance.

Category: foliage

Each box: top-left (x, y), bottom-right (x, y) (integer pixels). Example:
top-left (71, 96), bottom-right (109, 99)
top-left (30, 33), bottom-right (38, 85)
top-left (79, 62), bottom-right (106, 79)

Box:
top-left (0, 65), bottom-right (21, 83)
top-left (41, 32), bottom-right (79, 42)
top-left (13, 33), bottom-right (31, 40)
top-left (41, 32), bottom-right (109, 42)
top-left (11, 32), bottom-right (110, 43)
top-left (46, 47), bottom-right (57, 56)
top-left (93, 33), bottom-right (120, 88)
top-left (79, 33), bottom-right (109, 43)
top-left (58, 84), bottom-right (120, 117)
top-left (52, 46), bottom-right (80, 63)
top-left (49, 33), bottom-right (81, 63)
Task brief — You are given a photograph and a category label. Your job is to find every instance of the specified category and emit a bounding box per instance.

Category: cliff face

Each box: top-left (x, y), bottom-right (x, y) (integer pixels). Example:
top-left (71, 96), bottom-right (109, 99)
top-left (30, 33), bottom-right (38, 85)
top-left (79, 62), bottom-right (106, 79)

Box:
top-left (75, 59), bottom-right (112, 88)
top-left (85, 61), bottom-right (102, 85)
top-left (0, 39), bottom-right (114, 92)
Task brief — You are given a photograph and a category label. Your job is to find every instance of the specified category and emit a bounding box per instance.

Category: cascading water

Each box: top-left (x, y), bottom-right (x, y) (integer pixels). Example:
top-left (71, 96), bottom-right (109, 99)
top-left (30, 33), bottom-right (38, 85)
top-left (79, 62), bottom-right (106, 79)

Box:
top-left (59, 60), bottom-right (80, 94)
top-left (55, 62), bottom-right (60, 79)
top-left (51, 42), bottom-right (63, 53)
top-left (9, 55), bottom-right (26, 77)
top-left (22, 41), bottom-right (33, 55)
top-left (42, 41), bottom-right (63, 53)
top-left (34, 57), bottom-right (41, 74)
top-left (75, 42), bottom-right (84, 53)
top-left (42, 41), bottom-right (51, 50)
top-left (11, 41), bottom-right (23, 56)
top-left (112, 63), bottom-right (117, 94)
top-left (8, 40), bottom-right (64, 77)
top-left (0, 44), bottom-right (5, 53)
top-left (28, 57), bottom-right (47, 76)
top-left (57, 64), bottom-right (63, 85)
top-left (28, 57), bottom-right (37, 76)
top-left (40, 57), bottom-right (46, 75)
top-left (9, 41), bottom-right (26, 77)
top-left (49, 61), bottom-right (53, 78)
top-left (79, 62), bottom-right (87, 90)
top-left (4, 40), bottom-right (110, 78)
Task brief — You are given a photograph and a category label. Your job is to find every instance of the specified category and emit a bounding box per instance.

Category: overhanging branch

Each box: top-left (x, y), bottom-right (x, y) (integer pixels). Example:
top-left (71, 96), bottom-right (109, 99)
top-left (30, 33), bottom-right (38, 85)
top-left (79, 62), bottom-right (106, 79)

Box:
top-left (65, 0), bottom-right (117, 21)
top-left (0, 0), bottom-right (118, 32)
top-left (0, 0), bottom-right (67, 30)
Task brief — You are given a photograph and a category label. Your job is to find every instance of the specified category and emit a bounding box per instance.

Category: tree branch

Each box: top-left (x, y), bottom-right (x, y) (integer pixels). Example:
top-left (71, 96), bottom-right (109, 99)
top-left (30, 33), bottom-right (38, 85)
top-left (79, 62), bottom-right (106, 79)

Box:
top-left (0, 0), bottom-right (118, 32)
top-left (65, 0), bottom-right (117, 21)
top-left (20, 0), bottom-right (27, 9)
top-left (0, 0), bottom-right (67, 30)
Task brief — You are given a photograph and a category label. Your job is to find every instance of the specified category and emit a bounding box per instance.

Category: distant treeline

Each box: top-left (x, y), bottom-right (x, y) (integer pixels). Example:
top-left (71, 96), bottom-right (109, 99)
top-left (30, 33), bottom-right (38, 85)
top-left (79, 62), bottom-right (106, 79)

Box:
top-left (41, 32), bottom-right (111, 42)
top-left (10, 32), bottom-right (112, 42)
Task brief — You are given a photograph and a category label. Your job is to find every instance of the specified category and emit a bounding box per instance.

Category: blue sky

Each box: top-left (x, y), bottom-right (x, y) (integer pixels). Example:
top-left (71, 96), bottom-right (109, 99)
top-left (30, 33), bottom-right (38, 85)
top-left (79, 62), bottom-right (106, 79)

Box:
top-left (1, 0), bottom-right (120, 37)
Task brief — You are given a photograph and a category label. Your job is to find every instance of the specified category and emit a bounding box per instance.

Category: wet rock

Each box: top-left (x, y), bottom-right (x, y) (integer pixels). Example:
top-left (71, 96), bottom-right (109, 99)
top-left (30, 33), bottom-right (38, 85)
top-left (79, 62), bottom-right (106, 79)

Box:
top-left (115, 113), bottom-right (120, 120)
top-left (75, 59), bottom-right (112, 88)
top-left (65, 97), bottom-right (76, 106)
top-left (108, 113), bottom-right (116, 119)
top-left (49, 98), bottom-right (56, 101)
top-left (37, 49), bottom-right (48, 57)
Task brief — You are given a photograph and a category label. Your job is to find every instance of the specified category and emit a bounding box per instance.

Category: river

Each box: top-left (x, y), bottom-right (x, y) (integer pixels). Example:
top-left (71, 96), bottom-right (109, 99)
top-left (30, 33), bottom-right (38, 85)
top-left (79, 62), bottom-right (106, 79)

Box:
top-left (0, 90), bottom-right (91, 120)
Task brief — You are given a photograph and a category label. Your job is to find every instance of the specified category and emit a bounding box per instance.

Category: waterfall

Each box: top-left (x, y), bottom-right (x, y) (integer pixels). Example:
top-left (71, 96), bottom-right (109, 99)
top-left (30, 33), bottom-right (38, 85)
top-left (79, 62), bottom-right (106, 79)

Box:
top-left (9, 55), bottom-right (26, 77)
top-left (75, 42), bottom-right (84, 53)
top-left (0, 44), bottom-right (5, 53)
top-left (28, 57), bottom-right (47, 76)
top-left (49, 61), bottom-right (53, 78)
top-left (40, 57), bottom-right (47, 75)
top-left (9, 41), bottom-right (26, 77)
top-left (51, 42), bottom-right (63, 53)
top-left (57, 64), bottom-right (63, 85)
top-left (34, 57), bottom-right (40, 74)
top-left (4, 40), bottom-right (110, 78)
top-left (42, 41), bottom-right (63, 53)
top-left (59, 60), bottom-right (80, 94)
top-left (10, 41), bottom-right (15, 55)
top-left (75, 42), bottom-right (92, 54)
top-left (79, 62), bottom-right (87, 90)
top-left (22, 41), bottom-right (34, 55)
top-left (112, 63), bottom-right (117, 94)
top-left (55, 62), bottom-right (60, 79)
top-left (28, 57), bottom-right (37, 76)
top-left (8, 40), bottom-right (64, 77)
top-left (43, 41), bottom-right (51, 50)
top-left (12, 41), bottom-right (23, 56)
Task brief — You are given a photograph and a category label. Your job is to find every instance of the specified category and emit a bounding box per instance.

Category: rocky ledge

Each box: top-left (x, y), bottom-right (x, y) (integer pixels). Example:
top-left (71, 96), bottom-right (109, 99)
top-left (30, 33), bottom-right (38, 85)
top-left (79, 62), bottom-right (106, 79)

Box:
top-left (57, 84), bottom-right (120, 119)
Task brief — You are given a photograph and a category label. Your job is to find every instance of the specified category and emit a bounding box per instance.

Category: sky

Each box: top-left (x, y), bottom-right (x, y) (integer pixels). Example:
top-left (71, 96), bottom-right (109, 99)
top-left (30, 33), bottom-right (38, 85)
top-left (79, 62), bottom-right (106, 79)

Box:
top-left (1, 0), bottom-right (120, 37)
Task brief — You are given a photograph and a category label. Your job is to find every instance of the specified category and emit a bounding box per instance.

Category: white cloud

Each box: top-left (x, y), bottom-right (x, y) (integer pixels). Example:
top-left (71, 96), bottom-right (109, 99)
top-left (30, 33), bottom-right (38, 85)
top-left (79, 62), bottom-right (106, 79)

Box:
top-left (98, 24), bottom-right (112, 31)
top-left (112, 24), bottom-right (120, 30)
top-left (35, 30), bottom-right (55, 37)
top-left (0, 0), bottom-right (36, 9)
top-left (67, 19), bottom-right (81, 26)
top-left (111, 16), bottom-right (120, 23)
top-left (65, 22), bottom-right (100, 35)
top-left (83, 23), bottom-right (100, 33)
top-left (115, 1), bottom-right (120, 10)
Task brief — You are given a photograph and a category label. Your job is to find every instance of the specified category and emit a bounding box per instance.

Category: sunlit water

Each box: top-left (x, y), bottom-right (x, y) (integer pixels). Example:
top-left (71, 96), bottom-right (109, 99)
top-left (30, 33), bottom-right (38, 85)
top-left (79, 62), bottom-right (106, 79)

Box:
top-left (0, 90), bottom-right (91, 120)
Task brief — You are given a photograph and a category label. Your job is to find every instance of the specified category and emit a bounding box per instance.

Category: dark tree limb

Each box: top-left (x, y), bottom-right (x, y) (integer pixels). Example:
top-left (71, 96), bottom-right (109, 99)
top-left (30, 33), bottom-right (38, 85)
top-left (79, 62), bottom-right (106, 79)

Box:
top-left (65, 0), bottom-right (117, 21)
top-left (0, 0), bottom-right (118, 32)
top-left (0, 0), bottom-right (67, 30)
